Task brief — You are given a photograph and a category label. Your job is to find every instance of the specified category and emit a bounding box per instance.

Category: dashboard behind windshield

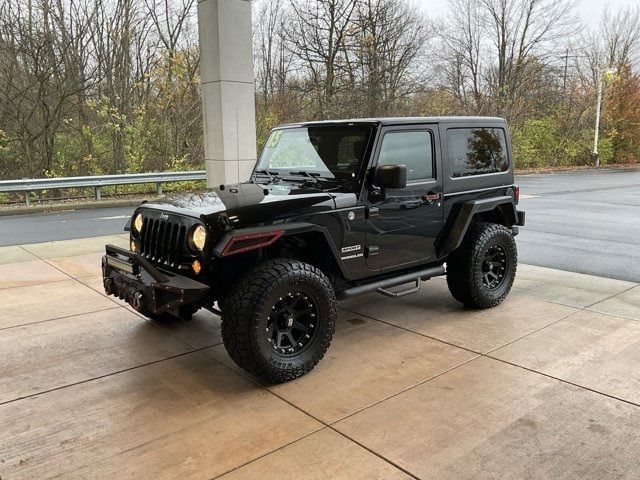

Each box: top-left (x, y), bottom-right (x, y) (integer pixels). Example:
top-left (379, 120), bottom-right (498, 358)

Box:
top-left (256, 125), bottom-right (373, 182)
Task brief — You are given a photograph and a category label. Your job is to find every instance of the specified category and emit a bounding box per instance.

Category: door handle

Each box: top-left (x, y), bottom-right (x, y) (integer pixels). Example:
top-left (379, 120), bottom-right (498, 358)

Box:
top-left (422, 192), bottom-right (441, 204)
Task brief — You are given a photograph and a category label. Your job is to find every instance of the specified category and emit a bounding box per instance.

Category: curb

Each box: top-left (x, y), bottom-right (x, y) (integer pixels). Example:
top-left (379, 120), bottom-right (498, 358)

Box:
top-left (0, 198), bottom-right (143, 217)
top-left (515, 164), bottom-right (640, 175)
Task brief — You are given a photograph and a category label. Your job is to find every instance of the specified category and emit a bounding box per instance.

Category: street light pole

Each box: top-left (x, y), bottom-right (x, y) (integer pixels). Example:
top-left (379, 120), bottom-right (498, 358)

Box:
top-left (593, 67), bottom-right (617, 167)
top-left (593, 74), bottom-right (603, 167)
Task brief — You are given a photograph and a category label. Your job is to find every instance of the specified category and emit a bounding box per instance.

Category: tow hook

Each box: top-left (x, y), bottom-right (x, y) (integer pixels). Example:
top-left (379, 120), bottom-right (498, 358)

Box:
top-left (104, 278), bottom-right (115, 296)
top-left (131, 291), bottom-right (144, 312)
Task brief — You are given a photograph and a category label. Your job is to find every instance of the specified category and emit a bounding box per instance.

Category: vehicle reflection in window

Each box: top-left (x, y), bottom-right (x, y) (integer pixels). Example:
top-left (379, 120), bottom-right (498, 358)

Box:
top-left (379, 196), bottom-right (422, 211)
top-left (448, 128), bottom-right (509, 177)
top-left (378, 131), bottom-right (433, 181)
top-left (373, 130), bottom-right (436, 245)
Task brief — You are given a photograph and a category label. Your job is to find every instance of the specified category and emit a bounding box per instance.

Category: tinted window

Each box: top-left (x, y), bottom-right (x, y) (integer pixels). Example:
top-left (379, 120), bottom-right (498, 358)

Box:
top-left (447, 128), bottom-right (509, 177)
top-left (378, 131), bottom-right (433, 181)
top-left (337, 135), bottom-right (367, 171)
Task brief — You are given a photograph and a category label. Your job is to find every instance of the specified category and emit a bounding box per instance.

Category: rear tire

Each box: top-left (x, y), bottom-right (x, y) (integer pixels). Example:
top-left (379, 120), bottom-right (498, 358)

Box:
top-left (221, 259), bottom-right (337, 383)
top-left (446, 222), bottom-right (517, 309)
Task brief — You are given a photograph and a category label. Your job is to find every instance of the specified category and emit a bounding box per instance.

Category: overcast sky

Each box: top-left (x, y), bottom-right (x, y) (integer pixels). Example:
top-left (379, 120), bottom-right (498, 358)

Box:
top-left (417, 0), bottom-right (636, 27)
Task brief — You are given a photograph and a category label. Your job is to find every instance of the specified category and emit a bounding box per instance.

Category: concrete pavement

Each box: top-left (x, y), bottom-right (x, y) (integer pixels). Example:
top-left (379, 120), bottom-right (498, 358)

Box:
top-left (1, 235), bottom-right (640, 479)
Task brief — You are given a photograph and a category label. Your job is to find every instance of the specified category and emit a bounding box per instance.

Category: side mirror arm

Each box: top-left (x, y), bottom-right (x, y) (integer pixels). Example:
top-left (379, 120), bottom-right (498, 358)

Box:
top-left (368, 184), bottom-right (385, 203)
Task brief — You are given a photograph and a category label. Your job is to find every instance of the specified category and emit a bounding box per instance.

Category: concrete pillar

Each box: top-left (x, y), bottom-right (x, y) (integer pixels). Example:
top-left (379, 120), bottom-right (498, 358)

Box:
top-left (197, 0), bottom-right (257, 186)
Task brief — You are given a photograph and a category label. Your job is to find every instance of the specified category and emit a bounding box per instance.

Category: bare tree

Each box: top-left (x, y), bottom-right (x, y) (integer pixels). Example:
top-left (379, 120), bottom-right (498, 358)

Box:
top-left (438, 0), bottom-right (578, 121)
top-left (254, 0), bottom-right (293, 100)
top-left (480, 0), bottom-right (578, 117)
top-left (581, 6), bottom-right (640, 79)
top-left (287, 0), bottom-right (359, 117)
top-left (0, 0), bottom-right (98, 177)
top-left (346, 0), bottom-right (432, 116)
top-left (439, 0), bottom-right (486, 114)
top-left (601, 7), bottom-right (640, 70)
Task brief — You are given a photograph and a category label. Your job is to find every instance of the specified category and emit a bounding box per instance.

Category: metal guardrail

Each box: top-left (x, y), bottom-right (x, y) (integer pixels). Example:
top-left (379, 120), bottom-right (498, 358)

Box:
top-left (0, 171), bottom-right (207, 206)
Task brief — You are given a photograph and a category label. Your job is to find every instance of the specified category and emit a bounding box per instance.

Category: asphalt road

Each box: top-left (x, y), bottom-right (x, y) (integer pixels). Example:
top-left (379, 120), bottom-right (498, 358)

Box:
top-left (0, 206), bottom-right (135, 246)
top-left (1, 167), bottom-right (638, 281)
top-left (516, 167), bottom-right (640, 282)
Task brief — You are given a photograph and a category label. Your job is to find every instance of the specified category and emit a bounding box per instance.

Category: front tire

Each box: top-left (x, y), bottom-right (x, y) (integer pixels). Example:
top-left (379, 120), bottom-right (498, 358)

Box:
top-left (221, 259), bottom-right (337, 383)
top-left (446, 222), bottom-right (517, 309)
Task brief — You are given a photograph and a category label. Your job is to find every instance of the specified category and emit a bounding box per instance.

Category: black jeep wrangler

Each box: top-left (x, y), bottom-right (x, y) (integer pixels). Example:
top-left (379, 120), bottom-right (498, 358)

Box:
top-left (102, 117), bottom-right (525, 382)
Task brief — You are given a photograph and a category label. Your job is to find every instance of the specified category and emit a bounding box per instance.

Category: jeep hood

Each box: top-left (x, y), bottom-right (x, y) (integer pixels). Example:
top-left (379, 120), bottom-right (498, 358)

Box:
top-left (141, 182), bottom-right (346, 228)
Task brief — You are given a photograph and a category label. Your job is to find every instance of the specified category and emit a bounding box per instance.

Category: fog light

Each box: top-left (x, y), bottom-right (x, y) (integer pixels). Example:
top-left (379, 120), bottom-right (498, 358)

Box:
top-left (130, 240), bottom-right (137, 252)
top-left (192, 260), bottom-right (202, 274)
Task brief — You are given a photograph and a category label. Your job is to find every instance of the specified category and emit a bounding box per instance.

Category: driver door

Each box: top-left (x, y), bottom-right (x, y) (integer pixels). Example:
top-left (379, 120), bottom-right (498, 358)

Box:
top-left (365, 126), bottom-right (444, 272)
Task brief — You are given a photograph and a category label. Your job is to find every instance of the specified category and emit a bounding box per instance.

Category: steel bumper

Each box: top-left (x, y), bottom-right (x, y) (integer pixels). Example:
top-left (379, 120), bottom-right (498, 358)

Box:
top-left (101, 244), bottom-right (209, 315)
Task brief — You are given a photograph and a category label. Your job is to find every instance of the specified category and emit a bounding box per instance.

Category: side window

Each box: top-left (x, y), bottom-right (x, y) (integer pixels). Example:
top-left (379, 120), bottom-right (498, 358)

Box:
top-left (447, 128), bottom-right (509, 177)
top-left (378, 131), bottom-right (433, 182)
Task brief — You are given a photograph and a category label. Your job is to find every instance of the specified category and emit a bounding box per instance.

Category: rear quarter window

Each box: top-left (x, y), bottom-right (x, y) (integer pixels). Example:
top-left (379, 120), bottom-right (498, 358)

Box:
top-left (447, 128), bottom-right (509, 178)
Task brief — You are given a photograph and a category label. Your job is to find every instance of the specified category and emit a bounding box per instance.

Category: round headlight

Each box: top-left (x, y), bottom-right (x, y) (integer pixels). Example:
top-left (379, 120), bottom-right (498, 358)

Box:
top-left (190, 225), bottom-right (207, 251)
top-left (133, 213), bottom-right (143, 234)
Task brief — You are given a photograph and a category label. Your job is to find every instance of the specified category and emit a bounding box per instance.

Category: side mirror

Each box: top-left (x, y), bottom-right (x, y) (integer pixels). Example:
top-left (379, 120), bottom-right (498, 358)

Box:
top-left (376, 164), bottom-right (407, 189)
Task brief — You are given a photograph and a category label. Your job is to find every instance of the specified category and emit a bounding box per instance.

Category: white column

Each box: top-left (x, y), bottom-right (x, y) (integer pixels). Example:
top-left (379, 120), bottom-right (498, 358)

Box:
top-left (197, 0), bottom-right (257, 186)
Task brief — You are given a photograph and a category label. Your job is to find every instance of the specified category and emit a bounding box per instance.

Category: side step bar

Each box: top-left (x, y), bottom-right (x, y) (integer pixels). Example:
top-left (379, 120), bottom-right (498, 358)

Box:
top-left (336, 265), bottom-right (446, 300)
top-left (377, 279), bottom-right (421, 298)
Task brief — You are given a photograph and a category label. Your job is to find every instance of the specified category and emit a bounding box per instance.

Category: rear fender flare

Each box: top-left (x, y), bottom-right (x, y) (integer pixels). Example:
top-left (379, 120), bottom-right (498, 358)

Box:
top-left (437, 196), bottom-right (518, 257)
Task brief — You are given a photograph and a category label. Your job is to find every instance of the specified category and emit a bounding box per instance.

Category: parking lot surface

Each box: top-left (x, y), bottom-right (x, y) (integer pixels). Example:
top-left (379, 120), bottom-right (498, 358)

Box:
top-left (517, 167), bottom-right (640, 282)
top-left (1, 235), bottom-right (640, 479)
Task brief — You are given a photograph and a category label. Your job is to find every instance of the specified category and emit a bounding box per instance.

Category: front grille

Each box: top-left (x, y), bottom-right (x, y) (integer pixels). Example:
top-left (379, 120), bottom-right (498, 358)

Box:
top-left (139, 216), bottom-right (188, 267)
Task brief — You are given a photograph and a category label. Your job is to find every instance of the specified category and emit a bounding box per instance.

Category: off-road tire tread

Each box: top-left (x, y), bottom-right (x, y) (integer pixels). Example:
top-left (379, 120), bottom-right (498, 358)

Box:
top-left (447, 222), bottom-right (517, 309)
top-left (221, 259), bottom-right (336, 383)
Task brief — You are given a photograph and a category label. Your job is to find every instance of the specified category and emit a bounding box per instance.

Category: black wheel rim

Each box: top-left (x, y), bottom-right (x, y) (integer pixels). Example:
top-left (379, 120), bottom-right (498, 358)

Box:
top-left (266, 292), bottom-right (318, 356)
top-left (481, 245), bottom-right (508, 290)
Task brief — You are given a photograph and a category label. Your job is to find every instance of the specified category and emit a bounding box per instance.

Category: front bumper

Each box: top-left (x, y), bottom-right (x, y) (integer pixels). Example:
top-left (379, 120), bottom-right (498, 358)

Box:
top-left (102, 244), bottom-right (209, 315)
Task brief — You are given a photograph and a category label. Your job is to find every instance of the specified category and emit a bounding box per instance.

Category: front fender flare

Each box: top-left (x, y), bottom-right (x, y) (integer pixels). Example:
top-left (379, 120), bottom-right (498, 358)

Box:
top-left (212, 222), bottom-right (351, 279)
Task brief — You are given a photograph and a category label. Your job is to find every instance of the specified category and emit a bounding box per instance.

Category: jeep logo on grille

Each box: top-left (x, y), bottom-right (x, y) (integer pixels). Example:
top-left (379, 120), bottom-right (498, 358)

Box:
top-left (159, 213), bottom-right (169, 220)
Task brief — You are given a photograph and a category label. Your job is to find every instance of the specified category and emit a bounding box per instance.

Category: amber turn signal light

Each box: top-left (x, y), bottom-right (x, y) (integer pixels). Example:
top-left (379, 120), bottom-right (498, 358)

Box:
top-left (192, 260), bottom-right (202, 274)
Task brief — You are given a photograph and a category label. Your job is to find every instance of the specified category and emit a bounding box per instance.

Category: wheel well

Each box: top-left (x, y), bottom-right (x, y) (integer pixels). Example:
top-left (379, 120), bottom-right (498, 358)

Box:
top-left (475, 204), bottom-right (516, 227)
top-left (264, 232), bottom-right (344, 285)
top-left (210, 231), bottom-right (345, 301)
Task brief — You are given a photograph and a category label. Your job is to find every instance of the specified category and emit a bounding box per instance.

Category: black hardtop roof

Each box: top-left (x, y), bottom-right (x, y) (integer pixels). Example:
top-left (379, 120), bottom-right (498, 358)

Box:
top-left (279, 116), bottom-right (506, 128)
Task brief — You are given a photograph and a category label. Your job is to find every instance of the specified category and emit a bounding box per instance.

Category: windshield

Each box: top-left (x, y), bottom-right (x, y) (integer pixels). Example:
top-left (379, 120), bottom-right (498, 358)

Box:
top-left (255, 125), bottom-right (372, 183)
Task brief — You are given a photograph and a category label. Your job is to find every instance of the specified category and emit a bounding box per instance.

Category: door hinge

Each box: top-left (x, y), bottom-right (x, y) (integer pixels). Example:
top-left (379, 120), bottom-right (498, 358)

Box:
top-left (366, 207), bottom-right (380, 218)
top-left (365, 246), bottom-right (379, 257)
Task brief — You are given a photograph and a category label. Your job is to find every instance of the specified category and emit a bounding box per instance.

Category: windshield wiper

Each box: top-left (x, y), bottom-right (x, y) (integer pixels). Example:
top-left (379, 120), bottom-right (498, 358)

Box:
top-left (288, 171), bottom-right (325, 187)
top-left (288, 171), bottom-right (344, 190)
top-left (288, 170), bottom-right (321, 178)
top-left (253, 169), bottom-right (280, 183)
